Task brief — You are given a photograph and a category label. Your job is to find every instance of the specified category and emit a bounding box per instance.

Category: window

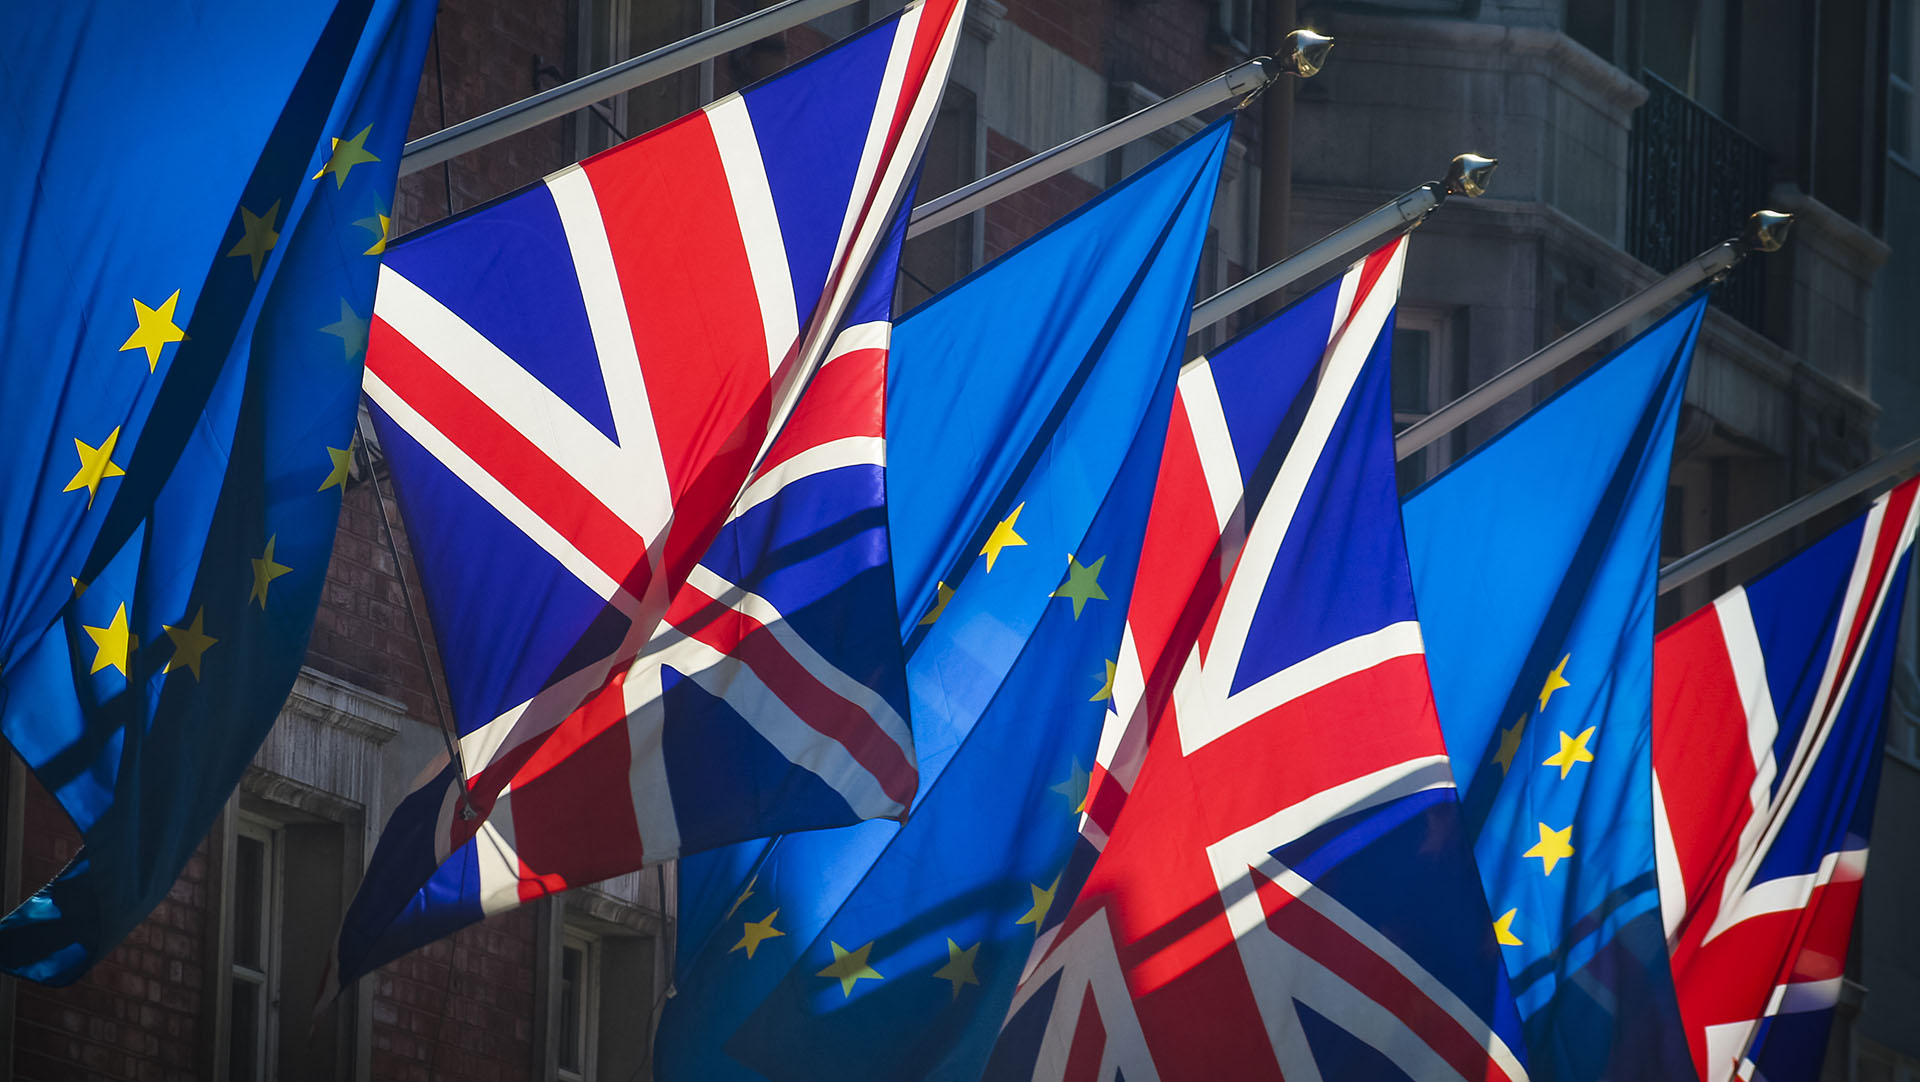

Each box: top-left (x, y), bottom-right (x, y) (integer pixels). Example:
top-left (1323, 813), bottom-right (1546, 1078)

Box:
top-left (1389, 307), bottom-right (1463, 493)
top-left (1208, 0), bottom-right (1252, 54)
top-left (540, 880), bottom-right (670, 1082)
top-left (229, 818), bottom-right (281, 1082)
top-left (898, 84), bottom-right (982, 311)
top-left (212, 787), bottom-right (358, 1082)
top-left (1894, 0), bottom-right (1918, 167)
top-left (557, 929), bottom-right (601, 1082)
top-left (573, 0), bottom-right (711, 160)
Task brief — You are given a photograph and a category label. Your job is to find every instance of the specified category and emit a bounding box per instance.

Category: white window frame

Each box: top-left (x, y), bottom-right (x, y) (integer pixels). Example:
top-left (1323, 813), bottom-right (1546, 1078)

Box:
top-left (557, 927), bottom-right (602, 1082)
top-left (230, 815), bottom-right (283, 1082)
top-left (1209, 0), bottom-right (1253, 55)
top-left (1895, 0), bottom-right (1920, 171)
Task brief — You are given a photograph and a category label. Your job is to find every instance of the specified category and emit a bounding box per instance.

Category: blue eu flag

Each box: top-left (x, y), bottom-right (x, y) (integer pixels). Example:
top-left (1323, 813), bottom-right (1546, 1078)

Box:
top-left (657, 120), bottom-right (1232, 1082)
top-left (0, 0), bottom-right (435, 983)
top-left (1401, 296), bottom-right (1709, 1080)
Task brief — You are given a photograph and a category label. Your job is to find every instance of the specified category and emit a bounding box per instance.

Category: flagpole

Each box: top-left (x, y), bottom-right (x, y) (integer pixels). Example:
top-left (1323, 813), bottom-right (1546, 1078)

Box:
top-left (1657, 437), bottom-right (1920, 594)
top-left (1186, 153), bottom-right (1498, 336)
top-left (399, 0), bottom-right (863, 176)
top-left (908, 30), bottom-right (1332, 239)
top-left (1394, 210), bottom-right (1796, 462)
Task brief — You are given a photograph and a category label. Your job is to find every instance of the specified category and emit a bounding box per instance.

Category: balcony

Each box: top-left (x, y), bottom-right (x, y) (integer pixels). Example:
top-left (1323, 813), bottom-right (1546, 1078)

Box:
top-left (1626, 73), bottom-right (1772, 330)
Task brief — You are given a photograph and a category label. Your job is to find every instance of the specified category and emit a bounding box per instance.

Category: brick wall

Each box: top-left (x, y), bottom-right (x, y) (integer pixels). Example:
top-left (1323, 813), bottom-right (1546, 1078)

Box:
top-left (13, 783), bottom-right (208, 1082)
top-left (368, 914), bottom-right (538, 1082)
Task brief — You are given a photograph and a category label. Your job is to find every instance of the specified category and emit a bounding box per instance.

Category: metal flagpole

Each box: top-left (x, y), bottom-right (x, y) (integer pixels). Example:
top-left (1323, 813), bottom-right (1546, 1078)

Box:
top-left (1394, 209), bottom-right (1797, 462)
top-left (1186, 152), bottom-right (1499, 336)
top-left (399, 0), bottom-right (863, 176)
top-left (1657, 437), bottom-right (1920, 595)
top-left (908, 30), bottom-right (1332, 239)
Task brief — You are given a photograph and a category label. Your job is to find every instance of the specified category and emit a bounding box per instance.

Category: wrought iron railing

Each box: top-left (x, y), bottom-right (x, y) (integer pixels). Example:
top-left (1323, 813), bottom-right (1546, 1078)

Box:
top-left (1627, 73), bottom-right (1772, 329)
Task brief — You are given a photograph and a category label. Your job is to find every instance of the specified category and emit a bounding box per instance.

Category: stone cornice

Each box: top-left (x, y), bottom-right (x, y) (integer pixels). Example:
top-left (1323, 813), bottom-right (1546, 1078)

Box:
top-left (1319, 13), bottom-right (1649, 117)
top-left (283, 666), bottom-right (406, 746)
top-left (1768, 183), bottom-right (1892, 271)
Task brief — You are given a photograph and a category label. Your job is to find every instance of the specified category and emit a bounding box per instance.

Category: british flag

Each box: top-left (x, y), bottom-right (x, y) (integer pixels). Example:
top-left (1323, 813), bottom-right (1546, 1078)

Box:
top-left (987, 240), bottom-right (1530, 1082)
top-left (1654, 476), bottom-right (1920, 1082)
top-left (331, 0), bottom-right (963, 987)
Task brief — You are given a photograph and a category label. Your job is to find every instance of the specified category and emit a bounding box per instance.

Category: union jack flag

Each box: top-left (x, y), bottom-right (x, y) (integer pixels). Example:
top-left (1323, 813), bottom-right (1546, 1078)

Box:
top-left (331, 1), bottom-right (963, 987)
top-left (988, 241), bottom-right (1530, 1082)
top-left (1654, 476), bottom-right (1920, 1082)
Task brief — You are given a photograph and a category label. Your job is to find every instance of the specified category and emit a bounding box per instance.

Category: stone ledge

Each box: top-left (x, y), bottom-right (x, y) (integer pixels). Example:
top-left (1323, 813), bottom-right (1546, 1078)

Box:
top-left (1317, 14), bottom-right (1649, 117)
top-left (1769, 183), bottom-right (1892, 273)
top-left (284, 666), bottom-right (407, 746)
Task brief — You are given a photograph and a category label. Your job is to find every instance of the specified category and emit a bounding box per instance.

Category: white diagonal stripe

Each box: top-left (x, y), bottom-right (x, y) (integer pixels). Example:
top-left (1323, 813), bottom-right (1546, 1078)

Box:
top-left (705, 95), bottom-right (800, 377)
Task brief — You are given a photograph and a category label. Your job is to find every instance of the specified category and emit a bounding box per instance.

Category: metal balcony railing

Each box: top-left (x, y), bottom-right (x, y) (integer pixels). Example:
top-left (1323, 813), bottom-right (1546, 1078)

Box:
top-left (1627, 73), bottom-right (1772, 330)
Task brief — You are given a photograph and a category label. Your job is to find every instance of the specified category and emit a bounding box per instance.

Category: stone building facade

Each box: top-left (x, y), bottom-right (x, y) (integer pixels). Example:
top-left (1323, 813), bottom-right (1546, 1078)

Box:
top-left (4, 0), bottom-right (1915, 1079)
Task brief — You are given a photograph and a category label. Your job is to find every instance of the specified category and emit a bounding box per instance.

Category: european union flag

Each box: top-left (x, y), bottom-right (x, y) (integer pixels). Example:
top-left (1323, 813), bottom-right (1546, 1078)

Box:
top-left (0, 1), bottom-right (435, 982)
top-left (657, 119), bottom-right (1232, 1082)
top-left (1401, 296), bottom-right (1710, 1080)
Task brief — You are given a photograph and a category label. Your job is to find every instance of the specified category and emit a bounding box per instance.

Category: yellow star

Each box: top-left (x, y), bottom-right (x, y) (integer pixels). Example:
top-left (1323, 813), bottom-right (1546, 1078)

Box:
top-left (82, 603), bottom-right (136, 677)
top-left (1050, 759), bottom-right (1092, 813)
top-left (119, 290), bottom-right (186, 372)
top-left (931, 938), bottom-right (980, 1000)
top-left (723, 876), bottom-right (758, 921)
top-left (1090, 658), bottom-right (1117, 703)
top-left (1542, 726), bottom-right (1597, 780)
top-left (319, 446), bottom-right (354, 492)
top-left (1492, 713), bottom-right (1527, 775)
top-left (1524, 823), bottom-right (1575, 877)
top-left (226, 201), bottom-right (280, 280)
top-left (1015, 875), bottom-right (1059, 931)
top-left (162, 607), bottom-right (217, 680)
top-left (918, 581), bottom-right (954, 627)
top-left (1049, 554), bottom-right (1108, 619)
top-left (249, 535), bottom-right (292, 609)
top-left (816, 940), bottom-right (882, 997)
top-left (320, 298), bottom-right (369, 361)
top-left (313, 124), bottom-right (380, 188)
top-left (730, 909), bottom-right (785, 960)
top-left (1492, 908), bottom-right (1523, 947)
top-left (980, 502), bottom-right (1028, 571)
top-left (1537, 654), bottom-right (1572, 713)
top-left (70, 577), bottom-right (88, 598)
top-left (355, 204), bottom-right (392, 256)
top-left (64, 428), bottom-right (126, 508)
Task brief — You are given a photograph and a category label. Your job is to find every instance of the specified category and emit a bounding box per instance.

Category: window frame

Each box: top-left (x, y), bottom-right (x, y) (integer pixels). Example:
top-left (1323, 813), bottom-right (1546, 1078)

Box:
top-left (229, 815), bottom-right (284, 1082)
top-left (556, 927), bottom-right (602, 1082)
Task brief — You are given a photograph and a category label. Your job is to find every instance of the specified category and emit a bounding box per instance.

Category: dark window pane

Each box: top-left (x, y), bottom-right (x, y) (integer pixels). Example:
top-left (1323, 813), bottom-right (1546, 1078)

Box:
top-left (231, 979), bottom-right (260, 1082)
top-left (1896, 0), bottom-right (1913, 80)
top-left (234, 835), bottom-right (264, 970)
top-left (1391, 328), bottom-right (1432, 415)
top-left (559, 945), bottom-right (584, 1073)
top-left (1895, 88), bottom-right (1912, 161)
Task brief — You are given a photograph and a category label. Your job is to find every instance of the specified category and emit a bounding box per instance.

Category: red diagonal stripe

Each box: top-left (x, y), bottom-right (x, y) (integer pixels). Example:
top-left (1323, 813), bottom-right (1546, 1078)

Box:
top-left (1063, 985), bottom-right (1108, 1082)
top-left (1258, 867), bottom-right (1519, 1082)
top-left (670, 583), bottom-right (916, 809)
top-left (367, 317), bottom-right (654, 597)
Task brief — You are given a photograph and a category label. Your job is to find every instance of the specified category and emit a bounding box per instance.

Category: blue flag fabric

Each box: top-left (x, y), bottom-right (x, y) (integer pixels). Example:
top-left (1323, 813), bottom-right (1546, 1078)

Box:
top-left (0, 1), bottom-right (435, 983)
top-left (1401, 295), bottom-right (1710, 1080)
top-left (657, 118), bottom-right (1232, 1082)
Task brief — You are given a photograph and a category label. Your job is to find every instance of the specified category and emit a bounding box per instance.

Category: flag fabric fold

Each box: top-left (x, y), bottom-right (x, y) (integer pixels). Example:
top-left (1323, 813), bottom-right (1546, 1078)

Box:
top-left (657, 118), bottom-right (1233, 1082)
top-left (332, 0), bottom-right (965, 994)
top-left (988, 240), bottom-right (1529, 1082)
top-left (1401, 295), bottom-right (1711, 1081)
top-left (0, 0), bottom-right (436, 984)
top-left (1654, 477), bottom-right (1920, 1082)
